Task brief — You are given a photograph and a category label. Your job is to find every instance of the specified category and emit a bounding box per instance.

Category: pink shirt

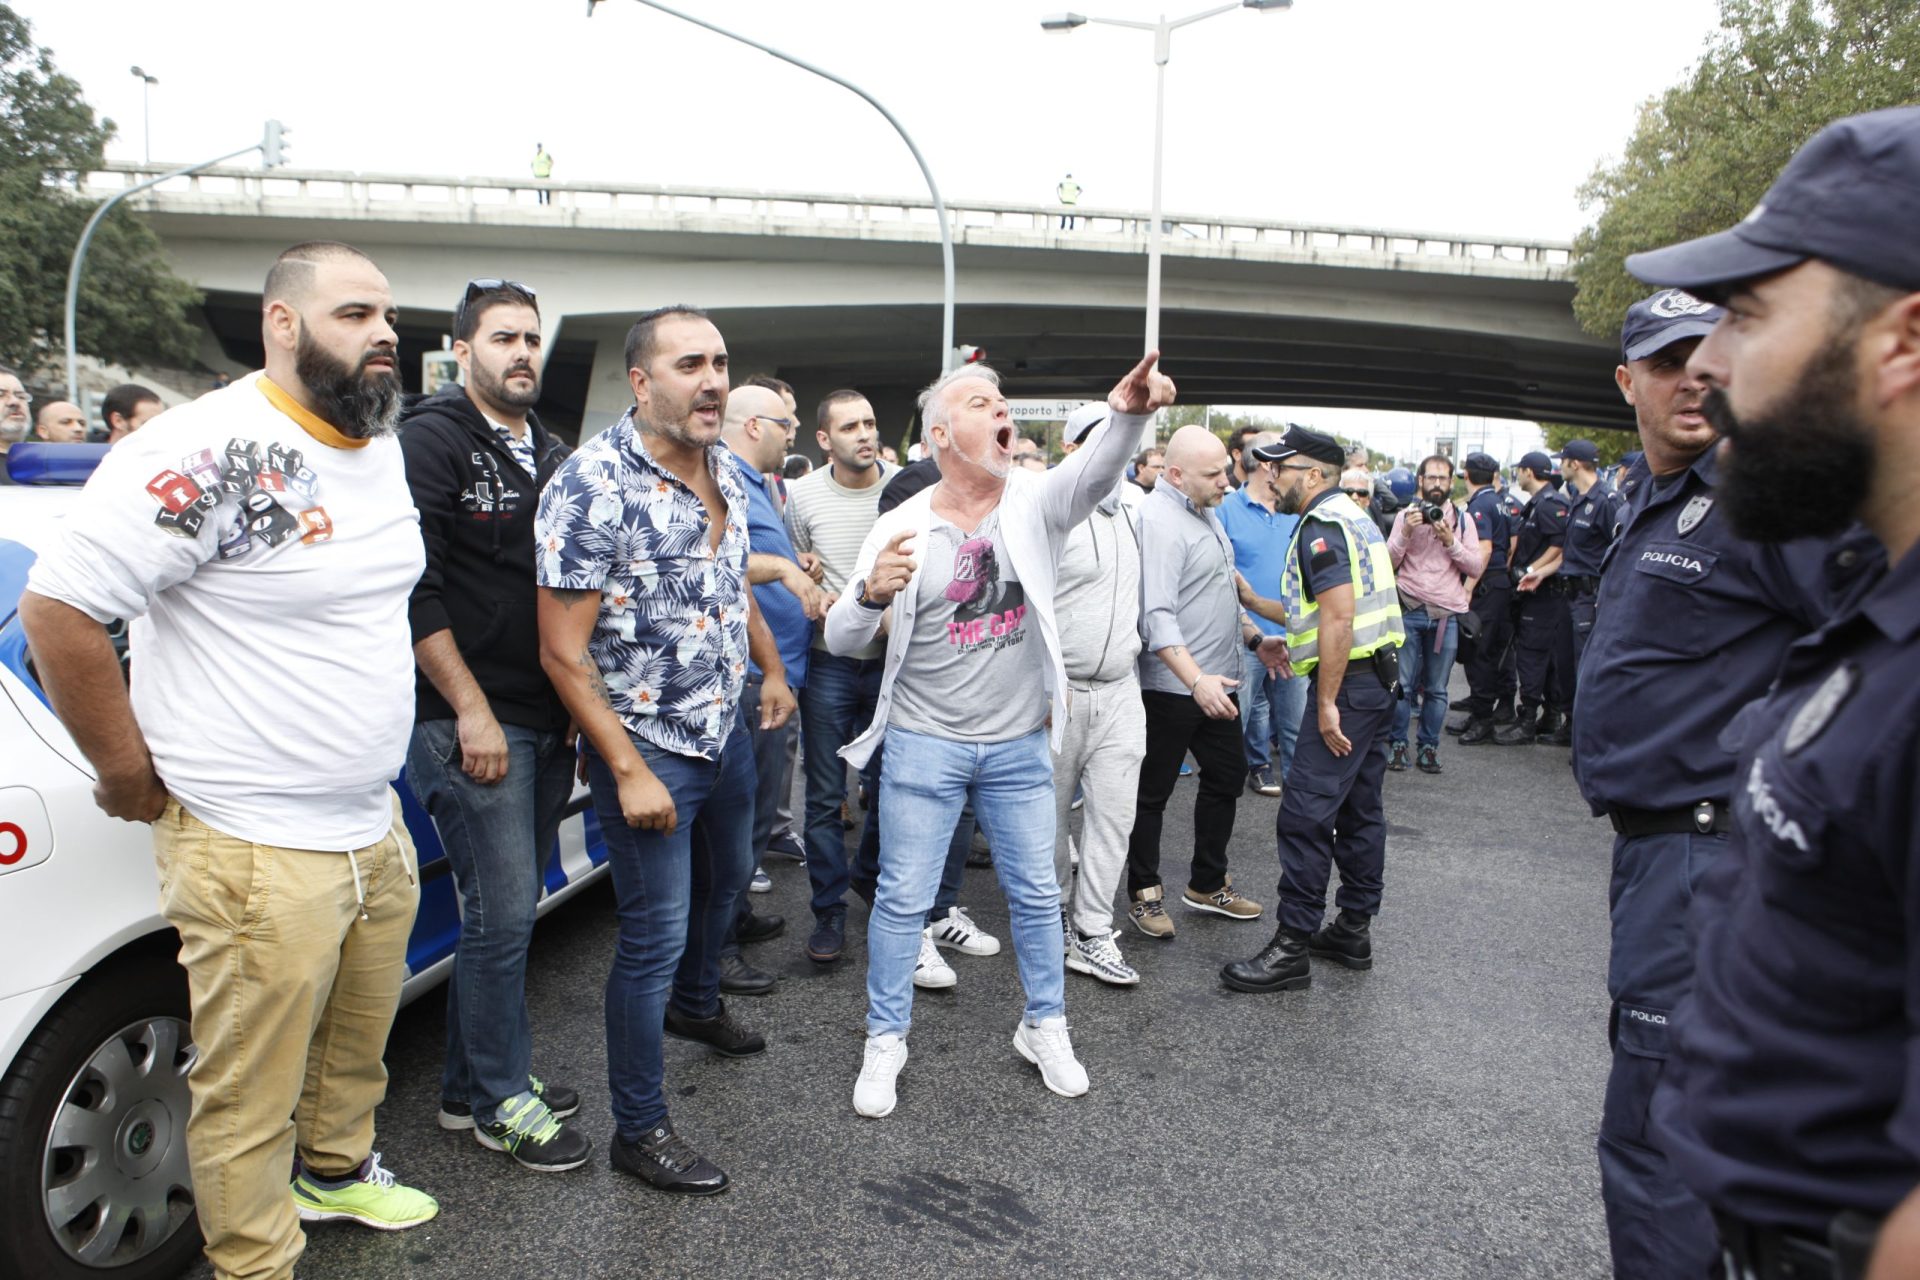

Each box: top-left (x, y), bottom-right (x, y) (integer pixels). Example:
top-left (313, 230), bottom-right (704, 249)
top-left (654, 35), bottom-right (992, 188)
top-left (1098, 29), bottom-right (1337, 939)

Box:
top-left (1386, 504), bottom-right (1481, 613)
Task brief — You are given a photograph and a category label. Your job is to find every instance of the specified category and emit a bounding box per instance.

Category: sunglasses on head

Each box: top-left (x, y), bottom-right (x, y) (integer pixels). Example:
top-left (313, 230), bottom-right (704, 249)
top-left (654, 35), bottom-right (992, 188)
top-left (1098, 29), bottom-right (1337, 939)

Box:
top-left (455, 278), bottom-right (538, 330)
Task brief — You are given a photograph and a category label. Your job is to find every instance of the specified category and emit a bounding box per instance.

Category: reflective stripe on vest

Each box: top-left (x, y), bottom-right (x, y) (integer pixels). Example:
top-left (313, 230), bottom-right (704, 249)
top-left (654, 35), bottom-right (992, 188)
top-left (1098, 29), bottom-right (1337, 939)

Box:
top-left (1280, 491), bottom-right (1404, 674)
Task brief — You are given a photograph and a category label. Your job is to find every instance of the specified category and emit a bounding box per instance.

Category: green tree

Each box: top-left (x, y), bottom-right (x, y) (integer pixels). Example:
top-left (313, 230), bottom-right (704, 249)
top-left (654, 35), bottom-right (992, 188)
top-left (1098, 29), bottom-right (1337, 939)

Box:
top-left (0, 4), bottom-right (201, 373)
top-left (1539, 423), bottom-right (1637, 467)
top-left (1571, 0), bottom-right (1920, 338)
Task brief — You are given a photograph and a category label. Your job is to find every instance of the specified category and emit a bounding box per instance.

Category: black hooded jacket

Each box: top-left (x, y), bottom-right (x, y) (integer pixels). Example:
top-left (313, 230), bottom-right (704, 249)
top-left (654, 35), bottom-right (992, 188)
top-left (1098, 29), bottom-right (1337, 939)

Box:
top-left (399, 383), bottom-right (570, 732)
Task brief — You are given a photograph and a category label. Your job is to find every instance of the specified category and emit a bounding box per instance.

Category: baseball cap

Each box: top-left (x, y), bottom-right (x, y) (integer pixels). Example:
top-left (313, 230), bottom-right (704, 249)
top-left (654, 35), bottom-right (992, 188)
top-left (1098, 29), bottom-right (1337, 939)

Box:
top-left (1620, 290), bottom-right (1725, 361)
top-left (1517, 450), bottom-right (1554, 475)
top-left (1556, 439), bottom-right (1599, 465)
top-left (1249, 424), bottom-right (1345, 469)
top-left (1464, 451), bottom-right (1500, 472)
top-left (1064, 402), bottom-right (1108, 445)
top-left (1626, 105), bottom-right (1920, 297)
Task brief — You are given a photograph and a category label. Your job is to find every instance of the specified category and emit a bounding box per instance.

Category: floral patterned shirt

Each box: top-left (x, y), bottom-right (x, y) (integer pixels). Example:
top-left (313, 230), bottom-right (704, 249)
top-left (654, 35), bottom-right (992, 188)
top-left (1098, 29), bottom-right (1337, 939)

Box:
top-left (535, 409), bottom-right (751, 760)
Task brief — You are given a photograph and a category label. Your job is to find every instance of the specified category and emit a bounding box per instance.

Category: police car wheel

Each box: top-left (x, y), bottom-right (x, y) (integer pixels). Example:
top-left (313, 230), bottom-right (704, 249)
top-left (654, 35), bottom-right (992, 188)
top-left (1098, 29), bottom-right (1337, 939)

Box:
top-left (0, 958), bottom-right (202, 1279)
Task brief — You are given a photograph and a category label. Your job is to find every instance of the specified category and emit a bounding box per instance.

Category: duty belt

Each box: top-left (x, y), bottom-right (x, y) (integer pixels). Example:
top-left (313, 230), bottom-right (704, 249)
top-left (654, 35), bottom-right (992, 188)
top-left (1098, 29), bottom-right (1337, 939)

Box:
top-left (1607, 801), bottom-right (1730, 837)
top-left (1713, 1209), bottom-right (1878, 1280)
top-left (1561, 574), bottom-right (1600, 594)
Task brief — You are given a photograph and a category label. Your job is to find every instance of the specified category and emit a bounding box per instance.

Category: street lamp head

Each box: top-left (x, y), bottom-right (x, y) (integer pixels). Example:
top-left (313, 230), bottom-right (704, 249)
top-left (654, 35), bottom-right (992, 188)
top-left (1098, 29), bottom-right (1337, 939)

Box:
top-left (130, 66), bottom-right (158, 83)
top-left (1242, 0), bottom-right (1293, 9)
top-left (1040, 12), bottom-right (1088, 31)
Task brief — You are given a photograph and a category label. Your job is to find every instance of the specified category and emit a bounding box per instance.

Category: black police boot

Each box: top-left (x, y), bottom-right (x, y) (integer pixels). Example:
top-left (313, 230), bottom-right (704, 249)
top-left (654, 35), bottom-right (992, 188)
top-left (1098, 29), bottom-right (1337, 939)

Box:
top-left (735, 910), bottom-right (785, 945)
top-left (1457, 716), bottom-right (1495, 746)
top-left (1492, 698), bottom-right (1517, 726)
top-left (1220, 926), bottom-right (1312, 993)
top-left (1493, 707), bottom-right (1539, 745)
top-left (1308, 909), bottom-right (1373, 970)
top-left (1444, 708), bottom-right (1475, 736)
top-left (1541, 710), bottom-right (1572, 746)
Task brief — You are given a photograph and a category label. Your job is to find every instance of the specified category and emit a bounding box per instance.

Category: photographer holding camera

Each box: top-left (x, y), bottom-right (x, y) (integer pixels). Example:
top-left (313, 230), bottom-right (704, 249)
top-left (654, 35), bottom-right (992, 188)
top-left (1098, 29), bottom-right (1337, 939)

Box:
top-left (1383, 456), bottom-right (1483, 773)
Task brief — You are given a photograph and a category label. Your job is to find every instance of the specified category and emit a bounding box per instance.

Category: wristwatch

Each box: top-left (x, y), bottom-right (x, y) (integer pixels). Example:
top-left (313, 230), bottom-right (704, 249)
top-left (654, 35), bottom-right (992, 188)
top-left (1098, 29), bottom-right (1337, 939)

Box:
top-left (854, 578), bottom-right (887, 611)
top-left (1244, 632), bottom-right (1262, 652)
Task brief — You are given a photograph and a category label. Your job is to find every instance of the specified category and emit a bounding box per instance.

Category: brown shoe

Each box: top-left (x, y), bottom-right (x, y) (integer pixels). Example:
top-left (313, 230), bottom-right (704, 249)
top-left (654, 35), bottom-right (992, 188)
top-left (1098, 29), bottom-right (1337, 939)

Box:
top-left (1182, 875), bottom-right (1264, 920)
top-left (1127, 885), bottom-right (1176, 939)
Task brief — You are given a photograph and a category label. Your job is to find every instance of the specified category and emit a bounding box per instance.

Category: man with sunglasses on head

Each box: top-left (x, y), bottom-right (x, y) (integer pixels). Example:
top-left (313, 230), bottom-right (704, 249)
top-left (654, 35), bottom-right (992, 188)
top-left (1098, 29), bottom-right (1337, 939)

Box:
top-left (398, 279), bottom-right (589, 1173)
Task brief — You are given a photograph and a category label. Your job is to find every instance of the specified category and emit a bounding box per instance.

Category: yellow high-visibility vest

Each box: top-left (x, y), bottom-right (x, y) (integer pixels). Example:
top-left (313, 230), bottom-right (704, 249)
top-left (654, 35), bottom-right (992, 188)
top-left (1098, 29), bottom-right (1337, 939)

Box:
top-left (1280, 490), bottom-right (1403, 675)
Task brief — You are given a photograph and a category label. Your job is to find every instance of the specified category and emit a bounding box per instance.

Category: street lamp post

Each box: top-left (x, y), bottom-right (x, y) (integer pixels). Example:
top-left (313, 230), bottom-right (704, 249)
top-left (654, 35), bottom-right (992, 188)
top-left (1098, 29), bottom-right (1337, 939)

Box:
top-left (129, 66), bottom-right (158, 165)
top-left (588, 0), bottom-right (959, 373)
top-left (65, 122), bottom-right (289, 405)
top-left (1041, 2), bottom-right (1291, 361)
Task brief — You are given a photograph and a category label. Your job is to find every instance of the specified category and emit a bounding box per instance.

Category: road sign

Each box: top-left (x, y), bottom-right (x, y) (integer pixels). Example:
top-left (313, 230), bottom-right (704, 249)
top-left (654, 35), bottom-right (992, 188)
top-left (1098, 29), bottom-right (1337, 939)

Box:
top-left (1006, 399), bottom-right (1090, 422)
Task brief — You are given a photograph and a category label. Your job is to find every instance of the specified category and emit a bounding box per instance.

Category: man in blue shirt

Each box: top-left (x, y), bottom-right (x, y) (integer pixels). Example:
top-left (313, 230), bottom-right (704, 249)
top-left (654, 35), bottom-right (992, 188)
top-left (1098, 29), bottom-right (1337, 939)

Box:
top-left (1623, 106), bottom-right (1920, 1279)
top-left (1492, 452), bottom-right (1571, 745)
top-left (1553, 438), bottom-right (1627, 672)
top-left (1216, 429), bottom-right (1306, 797)
top-left (719, 385), bottom-right (828, 992)
top-left (1453, 451), bottom-right (1514, 745)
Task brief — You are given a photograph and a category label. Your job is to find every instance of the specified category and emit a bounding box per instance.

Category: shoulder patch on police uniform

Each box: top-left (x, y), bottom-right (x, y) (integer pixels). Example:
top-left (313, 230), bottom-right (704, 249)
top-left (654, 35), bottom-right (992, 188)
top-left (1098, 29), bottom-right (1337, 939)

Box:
top-left (1785, 662), bottom-right (1855, 755)
top-left (1677, 494), bottom-right (1713, 536)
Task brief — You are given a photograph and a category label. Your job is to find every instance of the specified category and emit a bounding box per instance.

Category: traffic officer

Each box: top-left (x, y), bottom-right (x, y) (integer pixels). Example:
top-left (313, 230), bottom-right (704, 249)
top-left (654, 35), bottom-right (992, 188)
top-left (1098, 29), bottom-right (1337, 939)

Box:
top-left (1627, 106), bottom-right (1920, 1280)
top-left (1452, 451), bottom-right (1515, 744)
top-left (1220, 426), bottom-right (1403, 993)
top-left (1569, 286), bottom-right (1863, 1279)
top-left (1555, 439), bottom-right (1628, 729)
top-left (1492, 451), bottom-right (1570, 745)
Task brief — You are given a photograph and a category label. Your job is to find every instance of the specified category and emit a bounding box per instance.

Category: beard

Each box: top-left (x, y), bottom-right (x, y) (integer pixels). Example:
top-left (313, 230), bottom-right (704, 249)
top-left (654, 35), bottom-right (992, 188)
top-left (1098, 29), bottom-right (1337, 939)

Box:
top-left (472, 356), bottom-right (540, 412)
top-left (1422, 485), bottom-right (1448, 503)
top-left (643, 387), bottom-right (723, 448)
top-left (950, 435), bottom-right (1010, 479)
top-left (1705, 334), bottom-right (1873, 543)
top-left (295, 329), bottom-right (401, 439)
top-left (0, 414), bottom-right (25, 445)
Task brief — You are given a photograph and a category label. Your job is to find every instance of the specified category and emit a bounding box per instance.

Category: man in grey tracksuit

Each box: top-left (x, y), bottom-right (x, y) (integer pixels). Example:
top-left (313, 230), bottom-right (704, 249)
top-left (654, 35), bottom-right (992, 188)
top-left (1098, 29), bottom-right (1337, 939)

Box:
top-left (1051, 403), bottom-right (1148, 986)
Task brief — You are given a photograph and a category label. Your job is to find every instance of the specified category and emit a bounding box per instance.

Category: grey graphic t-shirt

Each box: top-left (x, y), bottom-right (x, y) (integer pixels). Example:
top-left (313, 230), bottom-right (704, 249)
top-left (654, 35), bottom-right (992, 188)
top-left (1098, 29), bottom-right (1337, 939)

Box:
top-left (888, 508), bottom-right (1048, 743)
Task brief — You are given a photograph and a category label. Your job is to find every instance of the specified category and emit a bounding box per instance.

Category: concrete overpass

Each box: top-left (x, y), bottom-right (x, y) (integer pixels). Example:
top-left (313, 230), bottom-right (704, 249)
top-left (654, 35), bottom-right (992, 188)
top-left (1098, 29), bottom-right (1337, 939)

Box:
top-left (80, 162), bottom-right (1625, 443)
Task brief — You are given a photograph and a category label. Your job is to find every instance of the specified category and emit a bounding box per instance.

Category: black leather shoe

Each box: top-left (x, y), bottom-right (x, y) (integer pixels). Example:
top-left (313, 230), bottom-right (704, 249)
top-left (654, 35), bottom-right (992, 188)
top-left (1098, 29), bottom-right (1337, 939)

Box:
top-left (1220, 926), bottom-right (1312, 993)
top-left (1457, 717), bottom-right (1494, 746)
top-left (806, 905), bottom-right (846, 963)
top-left (1492, 701), bottom-right (1517, 726)
top-left (735, 910), bottom-right (784, 945)
top-left (717, 952), bottom-right (776, 996)
top-left (610, 1121), bottom-right (730, 1195)
top-left (1308, 909), bottom-right (1373, 970)
top-left (1444, 709), bottom-right (1475, 735)
top-left (664, 999), bottom-right (766, 1057)
top-left (1541, 712), bottom-right (1572, 746)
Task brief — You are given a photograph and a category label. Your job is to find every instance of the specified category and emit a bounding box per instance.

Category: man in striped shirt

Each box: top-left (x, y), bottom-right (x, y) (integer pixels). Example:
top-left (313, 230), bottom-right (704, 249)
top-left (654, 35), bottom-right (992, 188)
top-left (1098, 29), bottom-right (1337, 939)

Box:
top-left (785, 389), bottom-right (892, 964)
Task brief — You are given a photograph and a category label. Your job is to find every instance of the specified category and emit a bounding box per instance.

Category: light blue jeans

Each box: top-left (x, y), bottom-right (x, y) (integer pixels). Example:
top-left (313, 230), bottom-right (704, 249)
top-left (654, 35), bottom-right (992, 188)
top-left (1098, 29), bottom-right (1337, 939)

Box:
top-left (1392, 608), bottom-right (1460, 749)
top-left (868, 726), bottom-right (1065, 1038)
top-left (1240, 647), bottom-right (1308, 782)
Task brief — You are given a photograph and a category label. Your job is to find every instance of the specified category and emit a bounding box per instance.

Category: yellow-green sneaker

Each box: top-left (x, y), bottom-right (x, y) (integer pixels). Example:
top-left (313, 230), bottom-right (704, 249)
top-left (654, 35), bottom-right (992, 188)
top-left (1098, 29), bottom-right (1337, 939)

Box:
top-left (291, 1152), bottom-right (439, 1230)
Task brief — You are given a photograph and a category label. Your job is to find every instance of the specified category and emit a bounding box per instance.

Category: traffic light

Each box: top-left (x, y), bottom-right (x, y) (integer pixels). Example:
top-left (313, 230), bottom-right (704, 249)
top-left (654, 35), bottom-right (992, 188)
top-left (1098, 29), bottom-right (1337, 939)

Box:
top-left (263, 120), bottom-right (290, 167)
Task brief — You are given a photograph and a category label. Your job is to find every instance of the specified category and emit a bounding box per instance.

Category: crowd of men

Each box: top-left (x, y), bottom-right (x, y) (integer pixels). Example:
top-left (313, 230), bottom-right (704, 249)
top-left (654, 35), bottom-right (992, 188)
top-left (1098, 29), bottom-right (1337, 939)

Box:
top-left (9, 103), bottom-right (1919, 1280)
top-left (0, 371), bottom-right (167, 480)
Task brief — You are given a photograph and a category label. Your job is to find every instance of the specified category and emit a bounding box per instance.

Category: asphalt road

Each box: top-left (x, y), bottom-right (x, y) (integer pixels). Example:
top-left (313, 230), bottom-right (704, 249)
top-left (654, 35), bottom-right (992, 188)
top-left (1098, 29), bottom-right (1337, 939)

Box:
top-left (187, 700), bottom-right (1616, 1280)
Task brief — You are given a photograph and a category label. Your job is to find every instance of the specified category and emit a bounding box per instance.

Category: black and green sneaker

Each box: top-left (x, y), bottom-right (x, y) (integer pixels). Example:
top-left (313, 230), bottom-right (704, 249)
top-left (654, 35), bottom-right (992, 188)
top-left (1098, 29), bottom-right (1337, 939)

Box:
top-left (475, 1094), bottom-right (592, 1173)
top-left (439, 1075), bottom-right (580, 1130)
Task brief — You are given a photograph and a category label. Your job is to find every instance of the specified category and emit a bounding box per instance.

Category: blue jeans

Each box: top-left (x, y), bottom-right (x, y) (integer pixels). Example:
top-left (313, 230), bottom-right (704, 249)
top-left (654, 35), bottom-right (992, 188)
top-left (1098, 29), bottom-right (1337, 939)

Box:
top-left (868, 727), bottom-right (1065, 1037)
top-left (406, 719), bottom-right (575, 1125)
top-left (800, 651), bottom-right (882, 917)
top-left (848, 740), bottom-right (973, 927)
top-left (1391, 608), bottom-right (1459, 748)
top-left (1239, 648), bottom-right (1308, 782)
top-left (584, 716), bottom-right (756, 1140)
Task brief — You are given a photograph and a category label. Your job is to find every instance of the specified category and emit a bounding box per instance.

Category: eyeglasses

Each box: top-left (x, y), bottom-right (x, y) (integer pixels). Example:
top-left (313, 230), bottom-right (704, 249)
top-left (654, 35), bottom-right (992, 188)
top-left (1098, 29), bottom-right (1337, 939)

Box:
top-left (1278, 462), bottom-right (1318, 473)
top-left (454, 277), bottom-right (538, 331)
top-left (1342, 488), bottom-right (1371, 498)
top-left (754, 415), bottom-right (796, 431)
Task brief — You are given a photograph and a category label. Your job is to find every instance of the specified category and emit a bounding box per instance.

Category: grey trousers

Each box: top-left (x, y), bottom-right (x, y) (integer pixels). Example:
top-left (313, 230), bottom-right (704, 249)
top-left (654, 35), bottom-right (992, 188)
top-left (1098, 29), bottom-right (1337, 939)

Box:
top-left (1053, 674), bottom-right (1148, 937)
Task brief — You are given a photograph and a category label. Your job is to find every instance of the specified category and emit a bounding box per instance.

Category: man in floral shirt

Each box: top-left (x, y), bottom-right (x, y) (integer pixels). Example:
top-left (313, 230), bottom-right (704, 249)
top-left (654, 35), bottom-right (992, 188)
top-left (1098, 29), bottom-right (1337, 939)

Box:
top-left (536, 306), bottom-right (795, 1196)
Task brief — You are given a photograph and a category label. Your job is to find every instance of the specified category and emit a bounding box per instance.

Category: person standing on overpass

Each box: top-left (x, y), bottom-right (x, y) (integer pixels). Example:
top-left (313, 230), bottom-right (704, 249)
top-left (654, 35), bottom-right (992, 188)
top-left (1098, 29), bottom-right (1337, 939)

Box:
top-left (1057, 172), bottom-right (1081, 229)
top-left (531, 143), bottom-right (554, 205)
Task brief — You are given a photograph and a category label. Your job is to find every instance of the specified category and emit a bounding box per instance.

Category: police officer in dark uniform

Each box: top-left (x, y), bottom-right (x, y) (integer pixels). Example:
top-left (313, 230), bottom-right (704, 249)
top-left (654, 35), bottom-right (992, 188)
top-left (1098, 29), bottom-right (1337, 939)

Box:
top-left (1623, 106), bottom-right (1920, 1280)
top-left (1220, 427), bottom-right (1404, 993)
top-left (1555, 437), bottom-right (1628, 670)
top-left (1571, 287), bottom-right (1857, 1279)
top-left (1493, 451), bottom-right (1570, 745)
top-left (1451, 451), bottom-right (1514, 745)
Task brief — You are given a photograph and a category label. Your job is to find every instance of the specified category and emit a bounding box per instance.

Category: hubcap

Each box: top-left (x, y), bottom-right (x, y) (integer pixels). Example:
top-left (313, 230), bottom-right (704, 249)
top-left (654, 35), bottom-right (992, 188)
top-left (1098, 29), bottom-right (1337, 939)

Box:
top-left (41, 1016), bottom-right (197, 1267)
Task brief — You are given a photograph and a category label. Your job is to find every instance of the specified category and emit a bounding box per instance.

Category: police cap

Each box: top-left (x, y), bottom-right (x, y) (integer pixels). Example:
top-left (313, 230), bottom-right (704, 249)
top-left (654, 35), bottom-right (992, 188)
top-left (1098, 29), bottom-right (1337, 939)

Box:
top-left (1556, 439), bottom-right (1600, 465)
top-left (1620, 290), bottom-right (1725, 362)
top-left (1517, 450), bottom-right (1555, 476)
top-left (1249, 424), bottom-right (1345, 469)
top-left (1627, 105), bottom-right (1920, 297)
top-left (1464, 451), bottom-right (1500, 473)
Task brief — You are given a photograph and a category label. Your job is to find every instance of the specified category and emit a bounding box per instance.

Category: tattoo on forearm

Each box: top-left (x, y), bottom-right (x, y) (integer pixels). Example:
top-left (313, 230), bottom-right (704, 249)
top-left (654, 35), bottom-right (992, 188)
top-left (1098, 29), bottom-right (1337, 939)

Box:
top-left (576, 649), bottom-right (616, 711)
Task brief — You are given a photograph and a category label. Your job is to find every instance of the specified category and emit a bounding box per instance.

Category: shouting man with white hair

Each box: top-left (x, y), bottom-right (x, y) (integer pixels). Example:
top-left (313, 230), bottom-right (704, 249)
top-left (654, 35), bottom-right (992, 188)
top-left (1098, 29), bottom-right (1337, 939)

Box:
top-left (825, 353), bottom-right (1171, 1117)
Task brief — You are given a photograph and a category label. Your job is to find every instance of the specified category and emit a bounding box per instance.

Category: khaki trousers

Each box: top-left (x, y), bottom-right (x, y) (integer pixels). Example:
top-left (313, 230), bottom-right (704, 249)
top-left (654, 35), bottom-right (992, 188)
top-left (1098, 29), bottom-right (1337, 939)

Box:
top-left (153, 795), bottom-right (419, 1280)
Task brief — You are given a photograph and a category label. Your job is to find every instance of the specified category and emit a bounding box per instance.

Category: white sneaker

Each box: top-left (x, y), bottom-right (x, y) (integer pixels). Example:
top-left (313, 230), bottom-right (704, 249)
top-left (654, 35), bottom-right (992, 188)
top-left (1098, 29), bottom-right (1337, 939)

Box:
top-left (1013, 1015), bottom-right (1090, 1098)
top-left (1066, 929), bottom-right (1141, 986)
top-left (854, 1033), bottom-right (909, 1118)
top-left (928, 906), bottom-right (1001, 957)
top-left (912, 931), bottom-right (957, 989)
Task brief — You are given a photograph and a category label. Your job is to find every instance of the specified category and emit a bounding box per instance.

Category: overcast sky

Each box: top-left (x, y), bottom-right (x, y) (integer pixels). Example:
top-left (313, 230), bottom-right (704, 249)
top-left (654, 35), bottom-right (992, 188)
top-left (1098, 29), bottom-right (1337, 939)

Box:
top-left (20, 0), bottom-right (1726, 458)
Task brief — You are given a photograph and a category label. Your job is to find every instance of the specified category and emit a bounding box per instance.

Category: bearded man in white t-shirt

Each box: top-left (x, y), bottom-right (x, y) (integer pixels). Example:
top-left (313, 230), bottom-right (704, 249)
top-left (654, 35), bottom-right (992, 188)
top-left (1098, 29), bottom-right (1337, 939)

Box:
top-left (22, 241), bottom-right (440, 1280)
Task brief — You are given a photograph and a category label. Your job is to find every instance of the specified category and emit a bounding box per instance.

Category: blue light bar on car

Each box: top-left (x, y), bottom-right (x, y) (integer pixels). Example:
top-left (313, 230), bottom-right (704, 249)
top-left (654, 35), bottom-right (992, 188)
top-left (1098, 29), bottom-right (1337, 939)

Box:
top-left (5, 442), bottom-right (109, 485)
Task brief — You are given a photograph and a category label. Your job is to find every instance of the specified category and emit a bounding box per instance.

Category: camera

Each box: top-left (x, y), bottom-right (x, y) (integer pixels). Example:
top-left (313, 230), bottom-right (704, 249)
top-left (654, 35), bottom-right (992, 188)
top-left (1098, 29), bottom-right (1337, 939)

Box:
top-left (1420, 501), bottom-right (1447, 525)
